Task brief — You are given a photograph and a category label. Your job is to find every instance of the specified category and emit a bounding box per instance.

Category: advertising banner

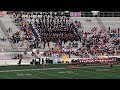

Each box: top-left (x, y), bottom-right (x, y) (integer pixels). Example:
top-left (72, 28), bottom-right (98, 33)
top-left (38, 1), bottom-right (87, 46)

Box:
top-left (70, 12), bottom-right (81, 17)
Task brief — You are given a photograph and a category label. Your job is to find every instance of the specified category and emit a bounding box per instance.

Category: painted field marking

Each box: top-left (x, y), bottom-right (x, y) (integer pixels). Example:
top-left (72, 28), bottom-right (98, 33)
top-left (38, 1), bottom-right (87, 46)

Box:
top-left (33, 70), bottom-right (72, 79)
top-left (0, 64), bottom-right (120, 79)
top-left (76, 68), bottom-right (119, 79)
top-left (15, 72), bottom-right (44, 79)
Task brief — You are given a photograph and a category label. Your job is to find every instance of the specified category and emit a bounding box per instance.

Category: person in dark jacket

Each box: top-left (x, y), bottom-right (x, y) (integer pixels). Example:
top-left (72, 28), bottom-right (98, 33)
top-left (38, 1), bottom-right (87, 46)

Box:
top-left (39, 58), bottom-right (41, 65)
top-left (42, 58), bottom-right (45, 68)
top-left (18, 58), bottom-right (22, 65)
top-left (45, 58), bottom-right (48, 64)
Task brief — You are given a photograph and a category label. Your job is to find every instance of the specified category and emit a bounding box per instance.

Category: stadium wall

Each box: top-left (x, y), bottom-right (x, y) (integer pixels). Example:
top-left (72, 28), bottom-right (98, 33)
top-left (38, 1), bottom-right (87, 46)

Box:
top-left (0, 59), bottom-right (31, 66)
top-left (0, 55), bottom-right (118, 66)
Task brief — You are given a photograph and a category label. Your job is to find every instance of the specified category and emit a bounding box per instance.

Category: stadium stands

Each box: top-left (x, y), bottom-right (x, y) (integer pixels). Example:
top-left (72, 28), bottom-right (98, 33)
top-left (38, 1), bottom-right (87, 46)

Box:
top-left (0, 11), bottom-right (120, 65)
top-left (8, 12), bottom-right (120, 57)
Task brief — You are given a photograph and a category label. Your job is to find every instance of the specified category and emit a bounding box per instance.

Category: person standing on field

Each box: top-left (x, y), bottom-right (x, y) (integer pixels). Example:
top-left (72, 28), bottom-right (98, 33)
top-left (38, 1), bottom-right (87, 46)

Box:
top-left (42, 58), bottom-right (45, 68)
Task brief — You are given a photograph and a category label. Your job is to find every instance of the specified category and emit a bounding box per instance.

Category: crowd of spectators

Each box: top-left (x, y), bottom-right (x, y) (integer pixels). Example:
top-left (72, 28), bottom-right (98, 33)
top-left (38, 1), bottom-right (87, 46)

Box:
top-left (10, 12), bottom-right (120, 59)
top-left (11, 12), bottom-right (81, 47)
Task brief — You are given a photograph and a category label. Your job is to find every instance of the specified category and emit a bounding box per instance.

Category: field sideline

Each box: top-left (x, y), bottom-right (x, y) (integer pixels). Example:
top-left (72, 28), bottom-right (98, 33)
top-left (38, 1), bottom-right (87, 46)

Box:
top-left (0, 63), bottom-right (120, 79)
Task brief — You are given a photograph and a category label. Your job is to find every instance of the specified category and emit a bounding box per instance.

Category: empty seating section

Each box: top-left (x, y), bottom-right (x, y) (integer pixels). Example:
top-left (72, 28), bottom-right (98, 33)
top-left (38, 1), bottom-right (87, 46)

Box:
top-left (0, 15), bottom-right (19, 37)
top-left (71, 17), bottom-right (102, 38)
top-left (0, 26), bottom-right (12, 50)
top-left (100, 17), bottom-right (120, 30)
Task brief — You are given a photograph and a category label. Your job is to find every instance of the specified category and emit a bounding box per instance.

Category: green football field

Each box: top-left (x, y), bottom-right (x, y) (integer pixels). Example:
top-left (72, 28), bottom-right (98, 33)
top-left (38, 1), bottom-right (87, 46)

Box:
top-left (0, 62), bottom-right (120, 79)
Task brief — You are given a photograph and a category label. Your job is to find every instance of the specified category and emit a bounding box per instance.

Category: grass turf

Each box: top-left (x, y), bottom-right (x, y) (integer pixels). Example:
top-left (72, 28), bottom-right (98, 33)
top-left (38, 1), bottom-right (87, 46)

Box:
top-left (0, 61), bottom-right (120, 79)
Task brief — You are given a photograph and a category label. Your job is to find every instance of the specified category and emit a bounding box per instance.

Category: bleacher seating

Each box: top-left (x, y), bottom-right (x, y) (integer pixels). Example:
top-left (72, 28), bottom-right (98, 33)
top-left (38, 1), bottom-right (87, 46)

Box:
top-left (0, 11), bottom-right (120, 62)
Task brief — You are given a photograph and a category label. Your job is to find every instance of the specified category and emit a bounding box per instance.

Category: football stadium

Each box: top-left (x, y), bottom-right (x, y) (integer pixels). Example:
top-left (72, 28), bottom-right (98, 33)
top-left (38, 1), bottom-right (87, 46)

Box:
top-left (0, 11), bottom-right (120, 79)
